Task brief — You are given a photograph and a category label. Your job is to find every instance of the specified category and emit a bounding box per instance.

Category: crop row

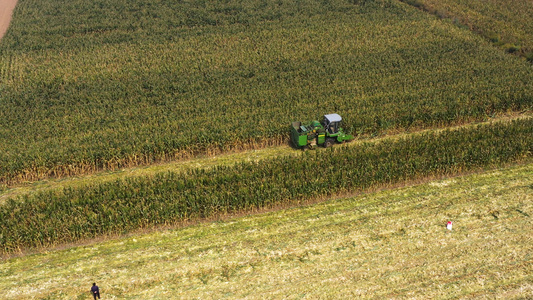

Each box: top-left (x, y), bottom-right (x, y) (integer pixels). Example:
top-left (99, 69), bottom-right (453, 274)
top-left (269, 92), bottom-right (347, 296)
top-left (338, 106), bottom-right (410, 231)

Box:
top-left (0, 118), bottom-right (531, 254)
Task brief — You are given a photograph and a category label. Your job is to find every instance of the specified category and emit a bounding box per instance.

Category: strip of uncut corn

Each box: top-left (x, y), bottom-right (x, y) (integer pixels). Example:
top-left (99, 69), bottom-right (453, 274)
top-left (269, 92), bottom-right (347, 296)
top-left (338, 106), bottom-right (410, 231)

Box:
top-left (1, 118), bottom-right (531, 253)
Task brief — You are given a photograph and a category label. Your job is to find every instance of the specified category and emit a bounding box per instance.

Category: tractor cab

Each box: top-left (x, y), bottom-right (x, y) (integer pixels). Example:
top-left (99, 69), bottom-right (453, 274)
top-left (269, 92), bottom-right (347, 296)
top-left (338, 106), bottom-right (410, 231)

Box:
top-left (323, 113), bottom-right (342, 134)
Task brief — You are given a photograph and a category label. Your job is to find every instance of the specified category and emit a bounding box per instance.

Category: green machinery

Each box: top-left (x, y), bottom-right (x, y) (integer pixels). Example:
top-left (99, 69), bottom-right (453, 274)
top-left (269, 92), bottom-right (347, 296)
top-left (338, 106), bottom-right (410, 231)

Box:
top-left (290, 113), bottom-right (354, 149)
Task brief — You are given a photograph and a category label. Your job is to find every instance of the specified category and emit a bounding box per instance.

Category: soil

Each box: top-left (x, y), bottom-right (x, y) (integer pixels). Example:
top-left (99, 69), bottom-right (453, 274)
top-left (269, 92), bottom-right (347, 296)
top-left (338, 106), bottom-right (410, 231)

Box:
top-left (0, 0), bottom-right (18, 40)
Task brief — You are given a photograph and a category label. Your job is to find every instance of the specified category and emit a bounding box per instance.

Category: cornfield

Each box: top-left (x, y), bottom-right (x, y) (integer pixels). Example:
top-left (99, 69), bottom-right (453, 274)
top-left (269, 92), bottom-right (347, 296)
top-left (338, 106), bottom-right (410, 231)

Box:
top-left (402, 0), bottom-right (533, 59)
top-left (0, 118), bottom-right (531, 254)
top-left (1, 0), bottom-right (532, 185)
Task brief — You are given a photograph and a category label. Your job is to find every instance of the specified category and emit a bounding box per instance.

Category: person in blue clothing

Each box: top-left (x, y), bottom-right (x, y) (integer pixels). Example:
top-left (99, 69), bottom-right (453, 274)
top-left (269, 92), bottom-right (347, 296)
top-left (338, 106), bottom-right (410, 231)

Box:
top-left (91, 283), bottom-right (100, 299)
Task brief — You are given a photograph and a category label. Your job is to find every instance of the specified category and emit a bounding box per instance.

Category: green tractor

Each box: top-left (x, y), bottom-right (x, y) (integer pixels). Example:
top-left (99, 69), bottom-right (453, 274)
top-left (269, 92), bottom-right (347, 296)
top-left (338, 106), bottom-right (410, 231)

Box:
top-left (290, 113), bottom-right (354, 149)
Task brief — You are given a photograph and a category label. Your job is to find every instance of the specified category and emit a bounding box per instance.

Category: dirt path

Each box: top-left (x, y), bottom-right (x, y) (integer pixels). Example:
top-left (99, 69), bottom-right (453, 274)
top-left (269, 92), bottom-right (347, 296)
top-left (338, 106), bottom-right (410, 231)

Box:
top-left (0, 0), bottom-right (18, 40)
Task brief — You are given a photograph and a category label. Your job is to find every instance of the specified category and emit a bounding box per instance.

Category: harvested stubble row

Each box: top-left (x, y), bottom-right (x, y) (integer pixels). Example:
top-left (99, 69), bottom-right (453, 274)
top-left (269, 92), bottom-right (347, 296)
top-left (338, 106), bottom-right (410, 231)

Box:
top-left (0, 118), bottom-right (531, 254)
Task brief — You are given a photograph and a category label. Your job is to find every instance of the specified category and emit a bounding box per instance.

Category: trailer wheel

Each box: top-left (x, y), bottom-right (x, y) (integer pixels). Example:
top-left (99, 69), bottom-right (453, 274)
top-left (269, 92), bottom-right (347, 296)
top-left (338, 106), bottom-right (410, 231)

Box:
top-left (324, 138), bottom-right (335, 148)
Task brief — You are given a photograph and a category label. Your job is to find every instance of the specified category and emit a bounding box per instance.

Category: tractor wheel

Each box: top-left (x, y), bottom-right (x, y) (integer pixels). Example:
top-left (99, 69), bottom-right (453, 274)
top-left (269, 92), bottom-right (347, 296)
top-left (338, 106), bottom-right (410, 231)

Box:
top-left (324, 138), bottom-right (335, 148)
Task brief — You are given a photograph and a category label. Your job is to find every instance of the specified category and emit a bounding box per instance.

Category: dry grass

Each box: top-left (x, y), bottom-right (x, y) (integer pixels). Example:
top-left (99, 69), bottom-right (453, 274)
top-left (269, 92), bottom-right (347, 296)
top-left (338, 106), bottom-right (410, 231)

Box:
top-left (1, 163), bottom-right (531, 299)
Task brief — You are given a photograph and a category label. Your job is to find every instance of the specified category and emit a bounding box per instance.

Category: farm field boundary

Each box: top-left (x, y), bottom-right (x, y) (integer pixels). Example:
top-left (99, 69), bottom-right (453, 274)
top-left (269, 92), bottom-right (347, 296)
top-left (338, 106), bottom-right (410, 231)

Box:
top-left (1, 117), bottom-right (531, 255)
top-left (1, 162), bottom-right (531, 298)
